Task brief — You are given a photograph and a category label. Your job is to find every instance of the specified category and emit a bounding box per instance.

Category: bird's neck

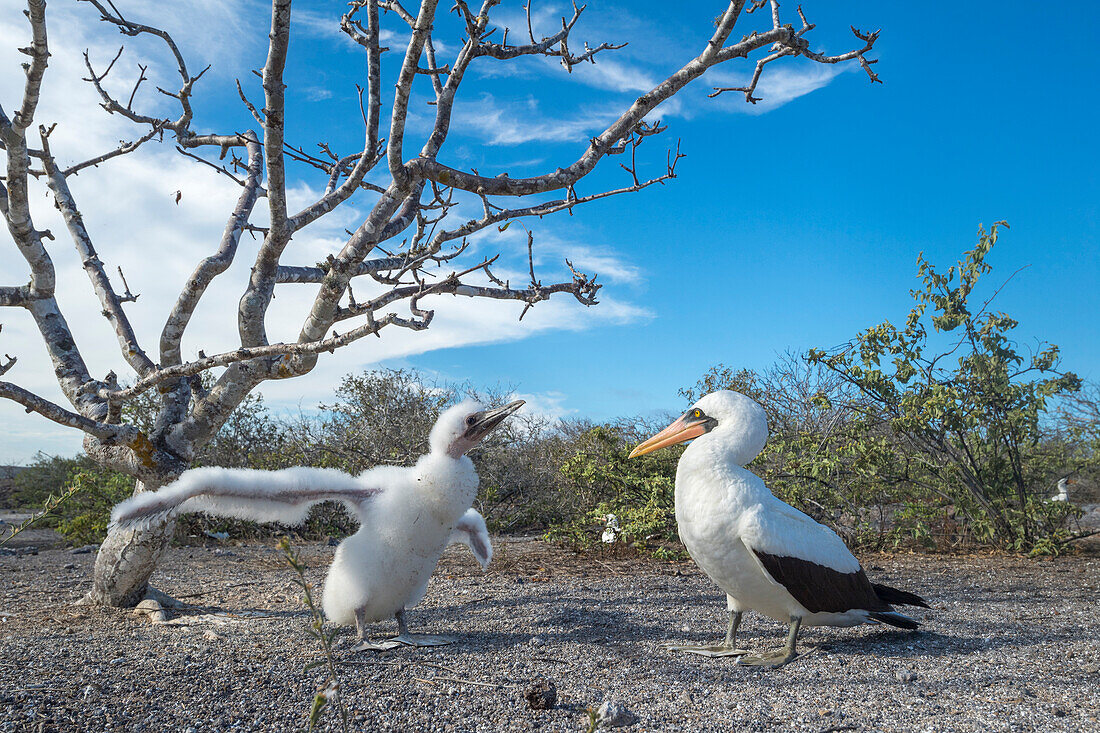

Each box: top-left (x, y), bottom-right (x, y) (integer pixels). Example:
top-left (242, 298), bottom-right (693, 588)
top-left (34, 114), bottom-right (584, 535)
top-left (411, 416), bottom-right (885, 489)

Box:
top-left (676, 436), bottom-right (771, 510)
top-left (412, 453), bottom-right (479, 520)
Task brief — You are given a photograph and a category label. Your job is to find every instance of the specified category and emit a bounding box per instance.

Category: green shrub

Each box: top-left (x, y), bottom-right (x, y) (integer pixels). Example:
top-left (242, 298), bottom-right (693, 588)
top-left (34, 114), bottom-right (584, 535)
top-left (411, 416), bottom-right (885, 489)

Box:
top-left (546, 425), bottom-right (686, 557)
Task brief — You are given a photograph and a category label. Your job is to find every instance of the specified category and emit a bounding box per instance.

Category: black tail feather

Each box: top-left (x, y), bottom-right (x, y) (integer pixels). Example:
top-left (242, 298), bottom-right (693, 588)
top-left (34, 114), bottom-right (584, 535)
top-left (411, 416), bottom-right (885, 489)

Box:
top-left (872, 582), bottom-right (930, 609)
top-left (868, 611), bottom-right (920, 630)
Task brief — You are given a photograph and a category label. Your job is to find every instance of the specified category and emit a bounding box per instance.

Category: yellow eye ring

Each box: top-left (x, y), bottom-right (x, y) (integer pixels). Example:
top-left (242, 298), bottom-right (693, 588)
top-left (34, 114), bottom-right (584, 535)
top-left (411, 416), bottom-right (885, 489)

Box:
top-left (692, 409), bottom-right (702, 418)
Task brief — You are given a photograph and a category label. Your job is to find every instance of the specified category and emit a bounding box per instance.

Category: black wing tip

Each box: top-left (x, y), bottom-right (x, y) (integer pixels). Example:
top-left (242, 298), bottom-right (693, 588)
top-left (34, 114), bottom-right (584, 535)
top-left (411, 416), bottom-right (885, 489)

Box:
top-left (868, 611), bottom-right (920, 630)
top-left (872, 582), bottom-right (931, 609)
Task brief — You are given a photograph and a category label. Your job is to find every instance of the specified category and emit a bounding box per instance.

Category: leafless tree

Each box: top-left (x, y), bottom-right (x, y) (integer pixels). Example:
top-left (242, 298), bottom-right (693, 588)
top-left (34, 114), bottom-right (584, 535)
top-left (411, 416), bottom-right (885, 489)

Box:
top-left (0, 0), bottom-right (880, 606)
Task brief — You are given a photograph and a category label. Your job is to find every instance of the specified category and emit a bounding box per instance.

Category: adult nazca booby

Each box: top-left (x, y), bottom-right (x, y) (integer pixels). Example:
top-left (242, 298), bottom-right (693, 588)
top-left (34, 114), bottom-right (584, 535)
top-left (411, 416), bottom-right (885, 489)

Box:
top-left (630, 390), bottom-right (929, 667)
top-left (1050, 477), bottom-right (1076, 503)
top-left (111, 399), bottom-right (523, 651)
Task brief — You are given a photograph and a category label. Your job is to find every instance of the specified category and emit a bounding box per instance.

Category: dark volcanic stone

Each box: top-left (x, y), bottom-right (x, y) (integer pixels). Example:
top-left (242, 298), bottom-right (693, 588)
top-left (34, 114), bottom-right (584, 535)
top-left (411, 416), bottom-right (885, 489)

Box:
top-left (524, 679), bottom-right (558, 710)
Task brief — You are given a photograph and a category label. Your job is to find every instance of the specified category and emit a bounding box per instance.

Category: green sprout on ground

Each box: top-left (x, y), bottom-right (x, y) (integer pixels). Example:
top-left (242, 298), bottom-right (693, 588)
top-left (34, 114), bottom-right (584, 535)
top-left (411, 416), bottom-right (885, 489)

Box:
top-left (585, 705), bottom-right (598, 733)
top-left (276, 536), bottom-right (350, 733)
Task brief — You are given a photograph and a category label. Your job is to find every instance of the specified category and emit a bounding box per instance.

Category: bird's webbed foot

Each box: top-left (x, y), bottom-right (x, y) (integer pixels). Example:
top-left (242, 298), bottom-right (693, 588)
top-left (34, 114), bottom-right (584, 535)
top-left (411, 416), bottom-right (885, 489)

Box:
top-left (736, 617), bottom-right (802, 668)
top-left (667, 610), bottom-right (750, 657)
top-left (350, 609), bottom-right (456, 651)
top-left (391, 632), bottom-right (455, 648)
top-left (735, 648), bottom-right (797, 667)
top-left (350, 639), bottom-right (404, 652)
top-left (350, 631), bottom-right (456, 652)
top-left (668, 644), bottom-right (751, 658)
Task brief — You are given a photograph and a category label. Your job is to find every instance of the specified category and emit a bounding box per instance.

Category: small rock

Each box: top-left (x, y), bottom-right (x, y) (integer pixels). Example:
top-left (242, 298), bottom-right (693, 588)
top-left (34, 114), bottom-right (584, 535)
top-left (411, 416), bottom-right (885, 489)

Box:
top-left (62, 563), bottom-right (76, 570)
top-left (530, 636), bottom-right (544, 647)
top-left (69, 544), bottom-right (98, 554)
top-left (596, 700), bottom-right (637, 729)
top-left (133, 598), bottom-right (168, 624)
top-left (523, 679), bottom-right (557, 710)
top-left (0, 546), bottom-right (37, 556)
top-left (895, 670), bottom-right (917, 683)
top-left (202, 630), bottom-right (221, 641)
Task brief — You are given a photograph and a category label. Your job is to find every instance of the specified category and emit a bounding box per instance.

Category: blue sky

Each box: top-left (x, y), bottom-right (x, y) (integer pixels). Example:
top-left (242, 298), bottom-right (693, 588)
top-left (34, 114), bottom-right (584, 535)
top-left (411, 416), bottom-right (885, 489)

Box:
top-left (1, 1), bottom-right (1097, 463)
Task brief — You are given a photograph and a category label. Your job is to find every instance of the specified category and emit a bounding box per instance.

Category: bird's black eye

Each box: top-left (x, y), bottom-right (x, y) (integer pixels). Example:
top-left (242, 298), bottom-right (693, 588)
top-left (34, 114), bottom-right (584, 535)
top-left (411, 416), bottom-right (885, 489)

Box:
top-left (466, 415), bottom-right (477, 426)
top-left (692, 408), bottom-right (703, 419)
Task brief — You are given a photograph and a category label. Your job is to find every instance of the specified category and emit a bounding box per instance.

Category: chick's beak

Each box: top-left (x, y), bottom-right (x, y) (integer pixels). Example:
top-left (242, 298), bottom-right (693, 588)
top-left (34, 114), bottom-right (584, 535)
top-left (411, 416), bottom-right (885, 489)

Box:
top-left (463, 400), bottom-right (525, 442)
top-left (628, 413), bottom-right (709, 458)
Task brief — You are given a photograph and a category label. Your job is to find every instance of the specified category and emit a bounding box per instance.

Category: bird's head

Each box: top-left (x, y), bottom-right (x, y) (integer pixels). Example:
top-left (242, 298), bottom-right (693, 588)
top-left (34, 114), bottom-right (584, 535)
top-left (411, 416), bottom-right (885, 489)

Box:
top-left (431, 399), bottom-right (526, 458)
top-left (628, 390), bottom-right (768, 466)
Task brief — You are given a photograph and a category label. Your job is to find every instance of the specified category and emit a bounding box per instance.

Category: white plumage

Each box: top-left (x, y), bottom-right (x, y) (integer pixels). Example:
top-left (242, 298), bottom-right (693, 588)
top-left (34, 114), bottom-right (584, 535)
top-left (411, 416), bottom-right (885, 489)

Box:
top-left (601, 513), bottom-right (620, 544)
top-left (1051, 477), bottom-right (1074, 503)
top-left (631, 390), bottom-right (928, 666)
top-left (111, 399), bottom-right (521, 649)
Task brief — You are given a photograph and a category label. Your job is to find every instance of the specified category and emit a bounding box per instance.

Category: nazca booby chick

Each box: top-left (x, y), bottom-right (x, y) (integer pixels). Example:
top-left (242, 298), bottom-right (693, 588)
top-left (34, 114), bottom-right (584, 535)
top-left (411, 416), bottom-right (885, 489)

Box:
top-left (111, 399), bottom-right (523, 650)
top-left (630, 390), bottom-right (929, 667)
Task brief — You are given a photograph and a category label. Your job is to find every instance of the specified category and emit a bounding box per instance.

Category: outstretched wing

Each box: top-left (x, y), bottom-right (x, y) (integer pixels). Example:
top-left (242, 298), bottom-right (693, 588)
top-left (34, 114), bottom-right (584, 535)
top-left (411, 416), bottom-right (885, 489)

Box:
top-left (448, 508), bottom-right (493, 570)
top-left (110, 466), bottom-right (380, 532)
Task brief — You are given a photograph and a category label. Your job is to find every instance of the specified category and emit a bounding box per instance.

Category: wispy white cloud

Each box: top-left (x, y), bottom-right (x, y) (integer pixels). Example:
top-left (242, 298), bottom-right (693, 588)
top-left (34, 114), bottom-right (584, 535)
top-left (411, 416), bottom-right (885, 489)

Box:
top-left (293, 7), bottom-right (349, 43)
top-left (562, 58), bottom-right (655, 94)
top-left (706, 64), bottom-right (846, 115)
top-left (451, 93), bottom-right (621, 146)
top-left (506, 390), bottom-right (576, 424)
top-left (302, 86), bottom-right (335, 102)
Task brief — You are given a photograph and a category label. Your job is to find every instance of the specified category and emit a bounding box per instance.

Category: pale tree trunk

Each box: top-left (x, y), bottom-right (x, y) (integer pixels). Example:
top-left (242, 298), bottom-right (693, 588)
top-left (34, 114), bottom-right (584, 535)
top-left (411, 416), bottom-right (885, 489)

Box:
top-left (83, 478), bottom-right (180, 606)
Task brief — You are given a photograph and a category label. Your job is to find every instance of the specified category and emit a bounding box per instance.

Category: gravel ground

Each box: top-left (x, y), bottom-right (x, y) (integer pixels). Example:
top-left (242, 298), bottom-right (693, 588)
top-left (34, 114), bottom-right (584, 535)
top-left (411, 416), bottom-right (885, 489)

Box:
top-left (1, 537), bottom-right (1098, 732)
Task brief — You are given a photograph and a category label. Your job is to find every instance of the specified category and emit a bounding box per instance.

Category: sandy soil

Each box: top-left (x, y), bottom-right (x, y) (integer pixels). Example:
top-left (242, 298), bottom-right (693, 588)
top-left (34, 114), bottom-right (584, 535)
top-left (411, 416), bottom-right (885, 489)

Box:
top-left (1, 538), bottom-right (1098, 732)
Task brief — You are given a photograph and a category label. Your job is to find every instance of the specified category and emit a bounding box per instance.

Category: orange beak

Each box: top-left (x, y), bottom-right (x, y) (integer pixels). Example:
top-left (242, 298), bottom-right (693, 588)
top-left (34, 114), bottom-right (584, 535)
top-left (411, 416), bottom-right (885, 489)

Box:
top-left (628, 413), bottom-right (709, 458)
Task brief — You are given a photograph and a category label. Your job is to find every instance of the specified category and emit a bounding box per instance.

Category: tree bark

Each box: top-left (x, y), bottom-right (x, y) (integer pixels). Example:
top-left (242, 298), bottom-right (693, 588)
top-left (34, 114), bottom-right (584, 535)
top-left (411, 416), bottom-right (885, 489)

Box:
top-left (82, 478), bottom-right (179, 607)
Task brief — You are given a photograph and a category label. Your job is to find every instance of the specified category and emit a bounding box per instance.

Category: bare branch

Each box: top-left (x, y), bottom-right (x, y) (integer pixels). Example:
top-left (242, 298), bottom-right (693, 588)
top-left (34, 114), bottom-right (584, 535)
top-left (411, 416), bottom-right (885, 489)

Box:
top-left (0, 379), bottom-right (137, 445)
top-left (160, 133), bottom-right (264, 368)
top-left (10, 0), bottom-right (50, 135)
top-left (235, 78), bottom-right (265, 126)
top-left (106, 255), bottom-right (600, 406)
top-left (479, 3), bottom-right (624, 69)
top-left (62, 120), bottom-right (165, 177)
top-left (261, 0), bottom-right (292, 234)
top-left (407, 19), bottom-right (788, 196)
top-left (275, 257), bottom-right (406, 284)
top-left (115, 267), bottom-right (137, 303)
top-left (38, 125), bottom-right (154, 376)
top-left (711, 9), bottom-right (881, 101)
top-left (0, 286), bottom-right (30, 308)
top-left (78, 1), bottom-right (249, 152)
top-left (387, 0), bottom-right (440, 186)
top-left (175, 145), bottom-right (252, 188)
